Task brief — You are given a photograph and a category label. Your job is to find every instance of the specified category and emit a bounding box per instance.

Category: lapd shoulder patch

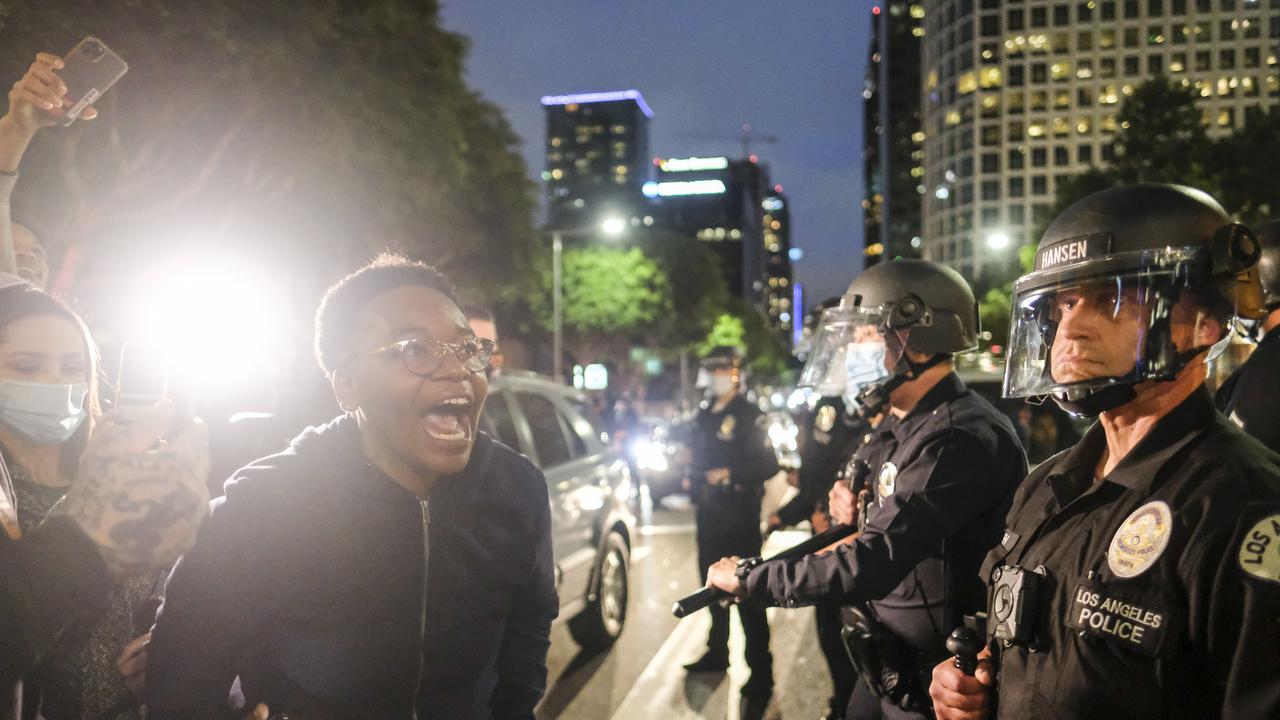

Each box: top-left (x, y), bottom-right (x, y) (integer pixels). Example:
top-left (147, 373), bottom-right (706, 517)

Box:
top-left (816, 405), bottom-right (837, 433)
top-left (1238, 513), bottom-right (1280, 584)
top-left (1107, 500), bottom-right (1172, 579)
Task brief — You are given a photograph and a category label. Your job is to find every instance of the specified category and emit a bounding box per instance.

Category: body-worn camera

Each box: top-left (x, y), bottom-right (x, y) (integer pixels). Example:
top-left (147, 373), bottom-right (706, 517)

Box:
top-left (989, 564), bottom-right (1046, 647)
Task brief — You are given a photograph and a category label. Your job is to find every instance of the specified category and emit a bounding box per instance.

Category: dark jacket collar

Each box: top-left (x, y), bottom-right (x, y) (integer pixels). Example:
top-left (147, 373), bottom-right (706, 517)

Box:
top-left (1043, 384), bottom-right (1215, 505)
top-left (888, 371), bottom-right (967, 444)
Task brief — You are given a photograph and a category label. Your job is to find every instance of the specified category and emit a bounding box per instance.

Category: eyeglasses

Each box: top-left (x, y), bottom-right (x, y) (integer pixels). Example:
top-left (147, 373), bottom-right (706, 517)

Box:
top-left (350, 336), bottom-right (496, 376)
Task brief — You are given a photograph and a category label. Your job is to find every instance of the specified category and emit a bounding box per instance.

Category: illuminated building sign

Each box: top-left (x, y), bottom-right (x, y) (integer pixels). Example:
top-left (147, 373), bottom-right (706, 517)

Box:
top-left (653, 180), bottom-right (727, 197)
top-left (540, 90), bottom-right (654, 118)
top-left (658, 156), bottom-right (730, 173)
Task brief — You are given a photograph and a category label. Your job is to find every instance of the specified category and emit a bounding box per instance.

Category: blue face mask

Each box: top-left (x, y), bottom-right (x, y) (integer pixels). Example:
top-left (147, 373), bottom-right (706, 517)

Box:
top-left (0, 379), bottom-right (89, 445)
top-left (845, 341), bottom-right (890, 393)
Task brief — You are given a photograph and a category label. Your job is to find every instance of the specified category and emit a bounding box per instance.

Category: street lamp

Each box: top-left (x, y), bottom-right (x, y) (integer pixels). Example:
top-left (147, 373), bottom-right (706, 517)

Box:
top-left (551, 216), bottom-right (626, 383)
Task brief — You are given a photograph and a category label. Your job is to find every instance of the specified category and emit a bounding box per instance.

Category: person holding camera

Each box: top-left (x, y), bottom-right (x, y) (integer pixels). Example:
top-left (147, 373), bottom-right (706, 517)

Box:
top-left (0, 55), bottom-right (209, 720)
top-left (929, 185), bottom-right (1280, 719)
top-left (705, 260), bottom-right (1027, 720)
top-left (0, 52), bottom-right (94, 289)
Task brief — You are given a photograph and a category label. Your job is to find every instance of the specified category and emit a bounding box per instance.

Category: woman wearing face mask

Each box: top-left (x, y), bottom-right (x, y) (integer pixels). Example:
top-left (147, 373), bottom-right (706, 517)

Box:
top-left (0, 283), bottom-right (151, 720)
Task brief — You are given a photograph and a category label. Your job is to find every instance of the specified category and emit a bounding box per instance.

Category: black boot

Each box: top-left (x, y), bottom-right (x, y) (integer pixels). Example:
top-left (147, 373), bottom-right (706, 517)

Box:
top-left (683, 651), bottom-right (730, 673)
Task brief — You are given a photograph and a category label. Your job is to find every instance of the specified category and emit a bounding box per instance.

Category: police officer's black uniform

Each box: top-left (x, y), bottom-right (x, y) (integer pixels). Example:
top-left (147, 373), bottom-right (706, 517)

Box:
top-left (982, 387), bottom-right (1280, 718)
top-left (1216, 221), bottom-right (1280, 454)
top-left (745, 373), bottom-right (1026, 718)
top-left (774, 396), bottom-right (865, 717)
top-left (973, 184), bottom-right (1280, 718)
top-left (740, 260), bottom-right (1028, 719)
top-left (687, 384), bottom-right (780, 691)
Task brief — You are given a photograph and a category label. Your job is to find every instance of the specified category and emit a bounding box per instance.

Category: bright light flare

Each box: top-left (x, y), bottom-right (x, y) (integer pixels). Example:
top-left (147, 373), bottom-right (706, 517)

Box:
top-left (601, 216), bottom-right (627, 235)
top-left (134, 254), bottom-right (288, 386)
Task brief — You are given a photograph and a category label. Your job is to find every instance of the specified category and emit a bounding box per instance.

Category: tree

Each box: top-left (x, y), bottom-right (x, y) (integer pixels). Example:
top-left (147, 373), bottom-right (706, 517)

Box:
top-left (532, 244), bottom-right (672, 375)
top-left (1211, 105), bottom-right (1280, 225)
top-left (1112, 78), bottom-right (1212, 186)
top-left (0, 1), bottom-right (539, 309)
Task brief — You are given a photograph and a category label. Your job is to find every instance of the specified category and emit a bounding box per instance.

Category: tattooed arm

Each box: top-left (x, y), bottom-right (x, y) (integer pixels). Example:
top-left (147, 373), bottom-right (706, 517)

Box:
top-left (58, 402), bottom-right (211, 578)
top-left (0, 403), bottom-right (208, 682)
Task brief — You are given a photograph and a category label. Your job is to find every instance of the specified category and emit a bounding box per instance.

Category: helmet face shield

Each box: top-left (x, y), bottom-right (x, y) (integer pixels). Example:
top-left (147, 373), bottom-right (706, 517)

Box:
top-left (1004, 248), bottom-right (1231, 400)
top-left (798, 303), bottom-right (892, 397)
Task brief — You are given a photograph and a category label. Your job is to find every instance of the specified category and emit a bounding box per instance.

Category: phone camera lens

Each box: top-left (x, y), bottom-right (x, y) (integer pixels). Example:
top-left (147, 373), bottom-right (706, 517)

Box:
top-left (83, 39), bottom-right (106, 62)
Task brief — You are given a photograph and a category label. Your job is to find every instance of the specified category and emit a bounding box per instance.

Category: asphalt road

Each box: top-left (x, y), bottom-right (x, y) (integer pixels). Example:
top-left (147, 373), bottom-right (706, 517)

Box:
top-left (535, 488), bottom-right (839, 720)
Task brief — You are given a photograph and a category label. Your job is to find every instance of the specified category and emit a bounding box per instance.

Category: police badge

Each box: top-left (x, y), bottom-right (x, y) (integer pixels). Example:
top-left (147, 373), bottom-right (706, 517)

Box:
top-left (877, 462), bottom-right (898, 504)
top-left (816, 405), bottom-right (837, 433)
top-left (717, 415), bottom-right (737, 441)
top-left (1107, 500), bottom-right (1172, 579)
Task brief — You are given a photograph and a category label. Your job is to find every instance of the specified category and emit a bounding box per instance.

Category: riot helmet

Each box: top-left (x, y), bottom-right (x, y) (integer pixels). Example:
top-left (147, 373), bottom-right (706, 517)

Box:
top-left (698, 345), bottom-right (744, 397)
top-left (799, 259), bottom-right (979, 415)
top-left (1255, 221), bottom-right (1280, 312)
top-left (1003, 184), bottom-right (1264, 417)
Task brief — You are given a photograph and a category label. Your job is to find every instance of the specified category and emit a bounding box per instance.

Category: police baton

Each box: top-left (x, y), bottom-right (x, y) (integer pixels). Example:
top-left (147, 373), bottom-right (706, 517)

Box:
top-left (671, 522), bottom-right (860, 618)
top-left (946, 613), bottom-right (988, 676)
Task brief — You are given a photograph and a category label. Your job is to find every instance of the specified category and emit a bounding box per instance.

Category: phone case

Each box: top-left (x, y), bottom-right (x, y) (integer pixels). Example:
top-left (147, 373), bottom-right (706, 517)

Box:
top-left (54, 36), bottom-right (129, 127)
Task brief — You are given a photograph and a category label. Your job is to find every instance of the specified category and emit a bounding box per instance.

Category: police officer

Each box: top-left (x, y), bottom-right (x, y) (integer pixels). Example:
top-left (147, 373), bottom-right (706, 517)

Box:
top-left (684, 346), bottom-right (780, 700)
top-left (929, 184), bottom-right (1280, 719)
top-left (706, 260), bottom-right (1028, 719)
top-left (766, 299), bottom-right (867, 719)
top-left (1216, 220), bottom-right (1280, 453)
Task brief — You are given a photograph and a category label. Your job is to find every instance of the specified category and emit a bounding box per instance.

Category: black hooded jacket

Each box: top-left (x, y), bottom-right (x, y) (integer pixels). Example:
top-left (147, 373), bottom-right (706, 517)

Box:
top-left (147, 415), bottom-right (557, 719)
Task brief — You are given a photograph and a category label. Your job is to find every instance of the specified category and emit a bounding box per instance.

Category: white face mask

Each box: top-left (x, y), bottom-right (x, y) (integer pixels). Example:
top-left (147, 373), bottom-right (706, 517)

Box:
top-left (0, 379), bottom-right (89, 445)
top-left (815, 347), bottom-right (849, 397)
top-left (845, 341), bottom-right (890, 393)
top-left (709, 375), bottom-right (736, 398)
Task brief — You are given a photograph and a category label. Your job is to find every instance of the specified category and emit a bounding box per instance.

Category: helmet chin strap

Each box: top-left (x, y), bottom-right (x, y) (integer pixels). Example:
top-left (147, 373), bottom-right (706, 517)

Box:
top-left (851, 353), bottom-right (948, 419)
top-left (1051, 341), bottom-right (1218, 417)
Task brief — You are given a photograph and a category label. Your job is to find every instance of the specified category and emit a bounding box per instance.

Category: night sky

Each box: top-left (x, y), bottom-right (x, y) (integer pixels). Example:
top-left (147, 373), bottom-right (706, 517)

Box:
top-left (439, 1), bottom-right (873, 309)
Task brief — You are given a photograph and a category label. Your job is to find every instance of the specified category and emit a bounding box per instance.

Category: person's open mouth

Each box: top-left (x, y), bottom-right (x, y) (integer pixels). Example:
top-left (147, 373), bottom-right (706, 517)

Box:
top-left (421, 396), bottom-right (473, 443)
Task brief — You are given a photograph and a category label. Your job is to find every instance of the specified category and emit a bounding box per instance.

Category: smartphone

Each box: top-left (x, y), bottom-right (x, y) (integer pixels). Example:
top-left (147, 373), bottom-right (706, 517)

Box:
top-left (115, 342), bottom-right (169, 408)
top-left (50, 36), bottom-right (128, 127)
top-left (115, 342), bottom-right (199, 437)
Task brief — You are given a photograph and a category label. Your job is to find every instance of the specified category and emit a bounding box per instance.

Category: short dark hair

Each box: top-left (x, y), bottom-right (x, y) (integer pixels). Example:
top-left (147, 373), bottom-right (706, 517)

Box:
top-left (461, 303), bottom-right (494, 323)
top-left (314, 252), bottom-right (460, 375)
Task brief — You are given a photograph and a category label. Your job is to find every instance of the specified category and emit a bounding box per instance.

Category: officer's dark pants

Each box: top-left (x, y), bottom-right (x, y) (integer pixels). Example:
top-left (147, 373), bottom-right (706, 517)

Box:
top-left (695, 503), bottom-right (772, 676)
top-left (815, 601), bottom-right (857, 714)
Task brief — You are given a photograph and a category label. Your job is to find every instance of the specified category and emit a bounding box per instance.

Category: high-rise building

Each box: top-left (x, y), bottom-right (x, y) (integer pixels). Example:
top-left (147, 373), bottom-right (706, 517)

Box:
top-left (762, 189), bottom-right (798, 339)
top-left (647, 156), bottom-right (795, 341)
top-left (920, 0), bottom-right (1280, 280)
top-left (542, 90), bottom-right (654, 229)
top-left (864, 2), bottom-right (927, 268)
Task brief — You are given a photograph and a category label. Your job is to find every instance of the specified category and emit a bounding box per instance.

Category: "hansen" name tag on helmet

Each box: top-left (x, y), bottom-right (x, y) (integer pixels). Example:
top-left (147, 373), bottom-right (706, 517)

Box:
top-left (1035, 232), bottom-right (1114, 271)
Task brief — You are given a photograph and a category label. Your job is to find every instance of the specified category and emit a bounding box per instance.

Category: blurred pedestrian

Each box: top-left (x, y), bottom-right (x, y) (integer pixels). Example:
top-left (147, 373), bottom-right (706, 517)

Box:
top-left (147, 253), bottom-right (556, 719)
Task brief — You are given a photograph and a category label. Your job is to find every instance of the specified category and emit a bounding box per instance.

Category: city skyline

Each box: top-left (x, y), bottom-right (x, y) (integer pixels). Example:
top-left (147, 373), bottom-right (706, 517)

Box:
top-left (439, 1), bottom-right (869, 308)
